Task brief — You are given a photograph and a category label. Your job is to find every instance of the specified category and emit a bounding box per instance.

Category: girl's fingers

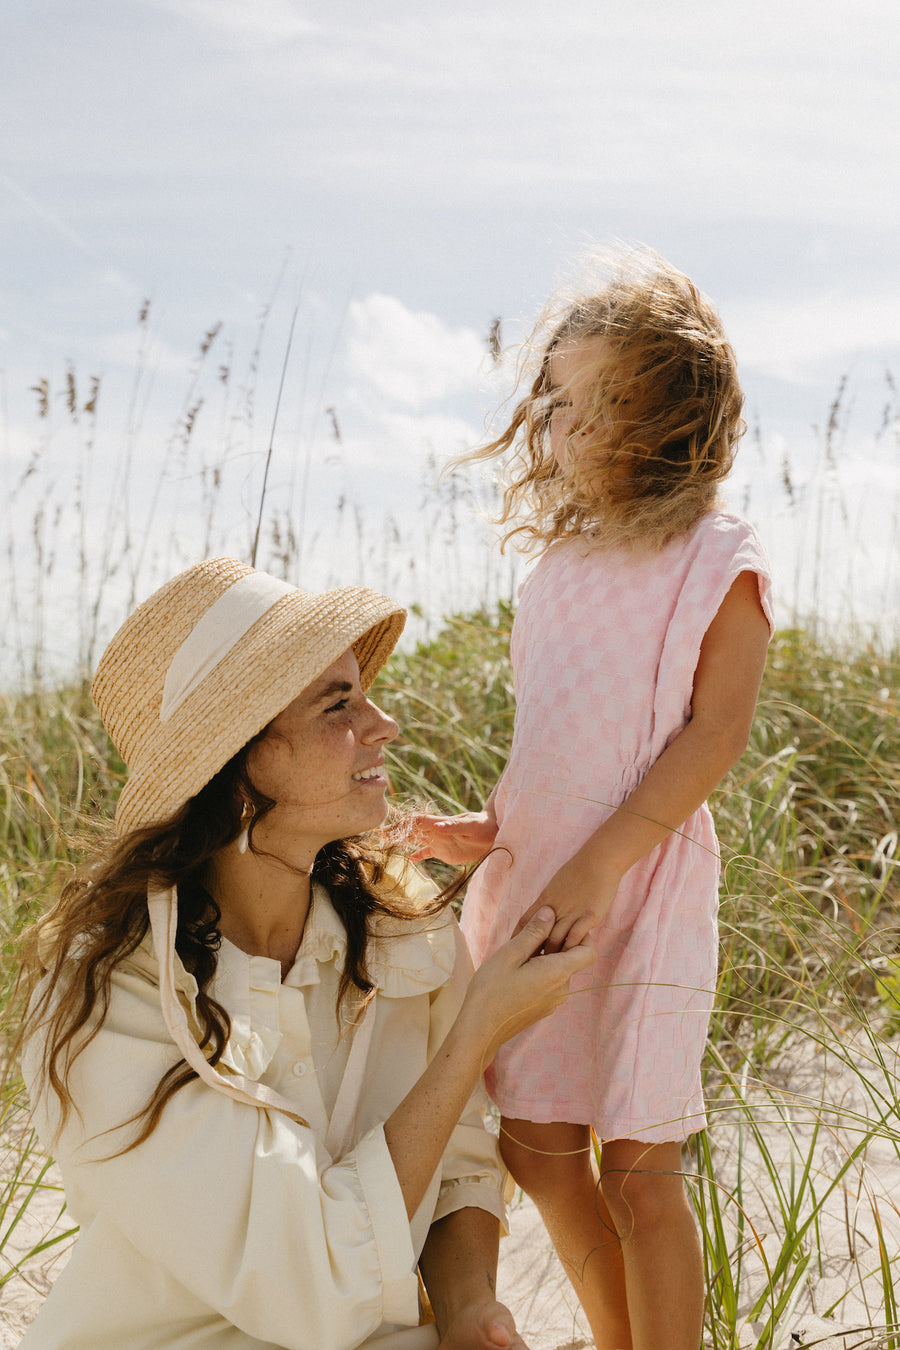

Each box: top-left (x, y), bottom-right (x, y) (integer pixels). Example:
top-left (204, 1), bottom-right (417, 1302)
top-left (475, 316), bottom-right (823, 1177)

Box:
top-left (510, 900), bottom-right (543, 938)
top-left (514, 906), bottom-right (599, 953)
top-left (544, 939), bottom-right (596, 978)
top-left (546, 912), bottom-right (600, 953)
top-left (563, 917), bottom-right (598, 951)
top-left (544, 915), bottom-right (576, 953)
top-left (515, 915), bottom-right (595, 978)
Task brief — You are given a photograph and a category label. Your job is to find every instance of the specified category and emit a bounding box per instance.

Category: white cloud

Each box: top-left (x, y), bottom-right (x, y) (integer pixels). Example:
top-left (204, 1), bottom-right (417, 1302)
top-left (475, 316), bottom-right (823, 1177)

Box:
top-left (727, 290), bottom-right (900, 383)
top-left (342, 411), bottom-right (481, 474)
top-left (346, 295), bottom-right (487, 410)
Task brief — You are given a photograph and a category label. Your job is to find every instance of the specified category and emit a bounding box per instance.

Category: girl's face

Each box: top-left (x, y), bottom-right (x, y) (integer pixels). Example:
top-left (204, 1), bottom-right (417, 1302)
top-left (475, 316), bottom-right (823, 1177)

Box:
top-left (547, 337), bottom-right (614, 469)
top-left (245, 648), bottom-right (399, 863)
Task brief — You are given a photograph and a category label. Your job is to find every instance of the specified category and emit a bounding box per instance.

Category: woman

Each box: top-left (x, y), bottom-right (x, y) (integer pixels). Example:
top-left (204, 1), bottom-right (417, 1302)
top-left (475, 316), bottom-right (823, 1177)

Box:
top-left (18, 557), bottom-right (594, 1350)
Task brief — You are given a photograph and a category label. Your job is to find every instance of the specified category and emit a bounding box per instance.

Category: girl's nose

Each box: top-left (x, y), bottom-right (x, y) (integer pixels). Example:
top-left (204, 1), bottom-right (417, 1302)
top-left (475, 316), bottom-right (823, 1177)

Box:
top-left (363, 699), bottom-right (399, 744)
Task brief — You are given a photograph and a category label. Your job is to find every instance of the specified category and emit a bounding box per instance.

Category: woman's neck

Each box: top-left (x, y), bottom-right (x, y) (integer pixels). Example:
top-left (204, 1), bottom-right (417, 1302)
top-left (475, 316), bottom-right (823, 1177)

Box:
top-left (207, 844), bottom-right (314, 978)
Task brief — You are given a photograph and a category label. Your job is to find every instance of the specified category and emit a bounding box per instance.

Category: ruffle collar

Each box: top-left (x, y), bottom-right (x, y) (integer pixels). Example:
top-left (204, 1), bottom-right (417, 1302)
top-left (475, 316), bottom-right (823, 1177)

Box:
top-left (287, 883), bottom-right (457, 997)
top-left (138, 877), bottom-right (457, 1084)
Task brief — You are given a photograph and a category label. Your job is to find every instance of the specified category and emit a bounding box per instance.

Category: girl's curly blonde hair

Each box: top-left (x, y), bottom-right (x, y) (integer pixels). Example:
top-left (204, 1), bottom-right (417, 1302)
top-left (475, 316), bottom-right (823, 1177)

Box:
top-left (471, 248), bottom-right (745, 554)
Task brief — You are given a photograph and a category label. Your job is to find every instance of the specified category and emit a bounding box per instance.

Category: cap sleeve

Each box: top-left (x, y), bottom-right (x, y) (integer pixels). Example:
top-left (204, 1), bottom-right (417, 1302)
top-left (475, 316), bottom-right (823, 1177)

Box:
top-left (651, 512), bottom-right (774, 759)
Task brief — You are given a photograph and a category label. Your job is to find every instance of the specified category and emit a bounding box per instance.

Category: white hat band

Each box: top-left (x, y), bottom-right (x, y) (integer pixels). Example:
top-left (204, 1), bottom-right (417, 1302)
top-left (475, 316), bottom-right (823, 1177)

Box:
top-left (160, 572), bottom-right (295, 723)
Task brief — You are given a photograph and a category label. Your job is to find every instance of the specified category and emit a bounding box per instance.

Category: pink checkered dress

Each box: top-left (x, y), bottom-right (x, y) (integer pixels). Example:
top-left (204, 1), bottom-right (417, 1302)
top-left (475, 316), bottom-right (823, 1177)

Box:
top-left (461, 511), bottom-right (773, 1141)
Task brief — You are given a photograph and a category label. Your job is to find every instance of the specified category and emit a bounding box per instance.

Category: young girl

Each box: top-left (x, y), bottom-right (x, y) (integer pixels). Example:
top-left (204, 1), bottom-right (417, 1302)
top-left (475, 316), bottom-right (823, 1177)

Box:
top-left (412, 249), bottom-right (774, 1350)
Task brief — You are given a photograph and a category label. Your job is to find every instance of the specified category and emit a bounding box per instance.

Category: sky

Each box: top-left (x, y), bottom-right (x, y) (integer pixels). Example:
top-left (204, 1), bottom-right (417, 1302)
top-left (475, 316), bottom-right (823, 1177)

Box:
top-left (2, 0), bottom-right (899, 679)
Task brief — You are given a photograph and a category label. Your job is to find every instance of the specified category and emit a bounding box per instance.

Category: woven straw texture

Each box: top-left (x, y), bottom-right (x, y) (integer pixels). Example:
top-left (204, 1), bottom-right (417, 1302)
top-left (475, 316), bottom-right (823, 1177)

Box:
top-left (92, 558), bottom-right (406, 833)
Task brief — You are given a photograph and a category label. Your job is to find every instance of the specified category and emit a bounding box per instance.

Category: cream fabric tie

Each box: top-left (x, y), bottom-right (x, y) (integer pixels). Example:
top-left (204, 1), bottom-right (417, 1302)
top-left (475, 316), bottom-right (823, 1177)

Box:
top-left (147, 885), bottom-right (310, 1124)
top-left (159, 572), bottom-right (295, 722)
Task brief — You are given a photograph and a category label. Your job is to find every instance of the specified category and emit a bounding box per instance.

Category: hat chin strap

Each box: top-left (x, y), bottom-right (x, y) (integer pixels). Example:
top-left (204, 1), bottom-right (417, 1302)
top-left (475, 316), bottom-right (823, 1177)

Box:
top-left (146, 884), bottom-right (310, 1125)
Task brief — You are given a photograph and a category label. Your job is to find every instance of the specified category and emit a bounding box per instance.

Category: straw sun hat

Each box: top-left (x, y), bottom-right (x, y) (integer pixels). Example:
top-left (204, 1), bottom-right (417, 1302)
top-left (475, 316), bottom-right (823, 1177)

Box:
top-left (92, 557), bottom-right (407, 835)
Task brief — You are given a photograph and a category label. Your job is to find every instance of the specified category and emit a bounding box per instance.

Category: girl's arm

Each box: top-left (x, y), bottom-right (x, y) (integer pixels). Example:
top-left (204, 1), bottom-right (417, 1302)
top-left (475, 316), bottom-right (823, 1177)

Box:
top-left (518, 569), bottom-right (771, 953)
top-left (419, 1208), bottom-right (526, 1348)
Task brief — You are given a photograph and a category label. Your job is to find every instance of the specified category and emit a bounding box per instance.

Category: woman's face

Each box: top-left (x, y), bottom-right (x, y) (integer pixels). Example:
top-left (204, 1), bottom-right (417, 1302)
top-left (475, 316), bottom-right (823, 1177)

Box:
top-left (245, 648), bottom-right (399, 861)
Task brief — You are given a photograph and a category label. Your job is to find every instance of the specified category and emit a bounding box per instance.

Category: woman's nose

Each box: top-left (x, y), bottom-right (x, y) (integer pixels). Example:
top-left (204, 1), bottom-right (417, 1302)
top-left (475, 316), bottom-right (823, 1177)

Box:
top-left (363, 700), bottom-right (399, 744)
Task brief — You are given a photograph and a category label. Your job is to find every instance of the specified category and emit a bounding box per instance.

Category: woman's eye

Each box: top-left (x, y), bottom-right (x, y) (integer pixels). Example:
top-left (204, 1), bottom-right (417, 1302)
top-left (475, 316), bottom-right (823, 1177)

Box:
top-left (325, 697), bottom-right (350, 713)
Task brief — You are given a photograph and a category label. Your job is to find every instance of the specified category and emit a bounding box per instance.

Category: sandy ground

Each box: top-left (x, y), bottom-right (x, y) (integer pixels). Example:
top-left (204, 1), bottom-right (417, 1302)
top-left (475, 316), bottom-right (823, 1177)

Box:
top-left (3, 1038), bottom-right (900, 1350)
top-left (3, 1166), bottom-right (895, 1350)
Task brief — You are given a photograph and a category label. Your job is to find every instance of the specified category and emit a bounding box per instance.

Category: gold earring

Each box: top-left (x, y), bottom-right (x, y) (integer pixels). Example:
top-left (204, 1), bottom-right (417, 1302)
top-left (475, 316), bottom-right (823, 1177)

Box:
top-left (237, 801), bottom-right (252, 855)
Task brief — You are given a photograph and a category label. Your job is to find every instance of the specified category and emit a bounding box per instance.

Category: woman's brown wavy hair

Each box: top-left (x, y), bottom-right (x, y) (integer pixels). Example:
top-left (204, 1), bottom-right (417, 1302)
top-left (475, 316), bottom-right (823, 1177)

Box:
top-left (470, 247), bottom-right (745, 554)
top-left (17, 730), bottom-right (453, 1150)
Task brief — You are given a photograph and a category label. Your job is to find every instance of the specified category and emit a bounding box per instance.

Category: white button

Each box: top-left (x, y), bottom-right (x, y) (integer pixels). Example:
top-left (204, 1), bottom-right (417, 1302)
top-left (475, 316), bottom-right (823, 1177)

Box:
top-left (291, 1061), bottom-right (307, 1078)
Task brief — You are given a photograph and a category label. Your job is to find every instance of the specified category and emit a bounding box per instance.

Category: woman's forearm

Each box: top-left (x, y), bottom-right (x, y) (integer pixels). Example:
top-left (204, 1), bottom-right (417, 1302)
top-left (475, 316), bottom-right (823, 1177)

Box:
top-left (383, 1010), bottom-right (489, 1218)
top-left (418, 1207), bottom-right (500, 1334)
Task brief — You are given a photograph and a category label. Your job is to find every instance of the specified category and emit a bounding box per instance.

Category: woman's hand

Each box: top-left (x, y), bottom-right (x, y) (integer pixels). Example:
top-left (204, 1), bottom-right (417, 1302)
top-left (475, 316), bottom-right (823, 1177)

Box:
top-left (408, 810), bottom-right (498, 865)
top-left (419, 1208), bottom-right (527, 1350)
top-left (437, 1299), bottom-right (528, 1348)
top-left (460, 908), bottom-right (596, 1066)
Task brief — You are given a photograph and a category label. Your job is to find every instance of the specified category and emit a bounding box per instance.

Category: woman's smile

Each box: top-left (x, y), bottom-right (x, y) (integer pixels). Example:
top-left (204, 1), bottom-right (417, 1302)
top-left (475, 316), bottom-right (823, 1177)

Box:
top-left (351, 762), bottom-right (388, 784)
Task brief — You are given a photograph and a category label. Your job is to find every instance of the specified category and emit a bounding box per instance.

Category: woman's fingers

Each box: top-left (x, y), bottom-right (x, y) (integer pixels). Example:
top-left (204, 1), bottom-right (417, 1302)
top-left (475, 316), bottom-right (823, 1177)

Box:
top-left (469, 918), bottom-right (594, 1063)
top-left (482, 910), bottom-right (594, 1004)
top-left (437, 1299), bottom-right (527, 1349)
top-left (508, 905), bottom-right (556, 954)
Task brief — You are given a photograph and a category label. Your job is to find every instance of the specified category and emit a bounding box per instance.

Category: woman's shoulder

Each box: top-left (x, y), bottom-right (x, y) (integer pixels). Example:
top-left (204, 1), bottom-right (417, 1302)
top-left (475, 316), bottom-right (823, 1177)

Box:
top-left (119, 928), bottom-right (200, 1001)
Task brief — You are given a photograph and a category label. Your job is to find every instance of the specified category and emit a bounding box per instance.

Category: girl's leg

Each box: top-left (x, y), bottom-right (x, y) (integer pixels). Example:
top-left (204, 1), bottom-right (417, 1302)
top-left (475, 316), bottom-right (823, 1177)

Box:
top-left (598, 1137), bottom-right (704, 1350)
top-left (499, 1117), bottom-right (630, 1349)
top-left (500, 1120), bottom-right (704, 1350)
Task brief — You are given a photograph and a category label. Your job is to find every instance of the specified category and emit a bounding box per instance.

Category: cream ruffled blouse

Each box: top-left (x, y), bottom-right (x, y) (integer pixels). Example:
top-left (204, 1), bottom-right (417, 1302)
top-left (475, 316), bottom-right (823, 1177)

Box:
top-left (22, 884), bottom-right (506, 1350)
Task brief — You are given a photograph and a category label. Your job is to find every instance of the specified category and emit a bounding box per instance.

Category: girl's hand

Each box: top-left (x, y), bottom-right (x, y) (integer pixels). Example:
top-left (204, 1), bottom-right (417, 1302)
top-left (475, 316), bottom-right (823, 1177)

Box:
top-left (409, 810), bottom-right (498, 865)
top-left (462, 908), bottom-right (595, 1064)
top-left (437, 1299), bottom-right (528, 1348)
top-left (513, 853), bottom-right (619, 954)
